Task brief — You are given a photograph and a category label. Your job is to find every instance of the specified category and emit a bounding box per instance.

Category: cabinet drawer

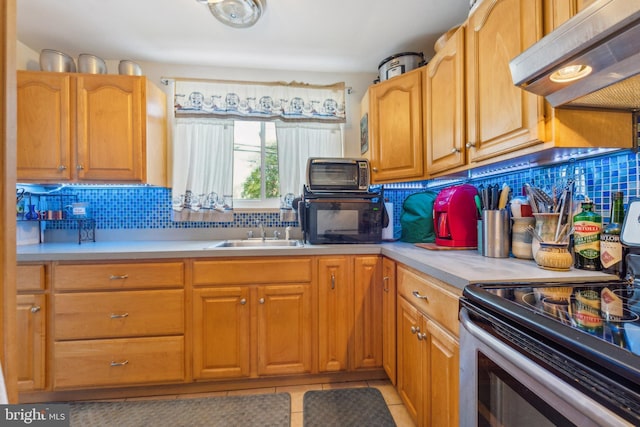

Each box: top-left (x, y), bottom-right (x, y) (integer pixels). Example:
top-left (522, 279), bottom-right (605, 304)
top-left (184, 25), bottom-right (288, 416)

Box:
top-left (54, 336), bottom-right (184, 389)
top-left (54, 262), bottom-right (184, 291)
top-left (193, 258), bottom-right (312, 285)
top-left (54, 290), bottom-right (184, 340)
top-left (17, 264), bottom-right (46, 292)
top-left (397, 266), bottom-right (461, 336)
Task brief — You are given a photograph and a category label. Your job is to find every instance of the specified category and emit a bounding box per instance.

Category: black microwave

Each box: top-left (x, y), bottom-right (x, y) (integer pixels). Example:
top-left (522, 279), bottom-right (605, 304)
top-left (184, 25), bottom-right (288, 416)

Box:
top-left (306, 158), bottom-right (370, 193)
top-left (299, 190), bottom-right (386, 244)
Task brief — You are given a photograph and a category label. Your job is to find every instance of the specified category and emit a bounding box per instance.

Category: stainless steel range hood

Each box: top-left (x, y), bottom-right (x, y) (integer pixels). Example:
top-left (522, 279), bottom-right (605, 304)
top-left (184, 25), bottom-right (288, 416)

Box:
top-left (510, 0), bottom-right (640, 111)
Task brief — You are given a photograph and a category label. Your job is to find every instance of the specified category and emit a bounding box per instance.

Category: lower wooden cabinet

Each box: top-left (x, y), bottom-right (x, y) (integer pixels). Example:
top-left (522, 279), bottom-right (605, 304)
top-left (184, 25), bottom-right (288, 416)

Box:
top-left (382, 257), bottom-right (397, 385)
top-left (16, 264), bottom-right (47, 392)
top-left (396, 265), bottom-right (460, 427)
top-left (317, 255), bottom-right (383, 373)
top-left (16, 294), bottom-right (46, 392)
top-left (191, 257), bottom-right (313, 380)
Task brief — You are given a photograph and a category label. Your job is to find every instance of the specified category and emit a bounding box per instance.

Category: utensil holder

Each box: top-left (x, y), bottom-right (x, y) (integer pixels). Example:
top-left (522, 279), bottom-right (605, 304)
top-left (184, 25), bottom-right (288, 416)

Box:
top-left (481, 209), bottom-right (510, 258)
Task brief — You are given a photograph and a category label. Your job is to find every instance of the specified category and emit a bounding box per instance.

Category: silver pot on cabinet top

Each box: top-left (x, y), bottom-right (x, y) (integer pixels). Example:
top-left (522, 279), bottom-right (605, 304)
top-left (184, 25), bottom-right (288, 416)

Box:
top-left (39, 49), bottom-right (76, 73)
top-left (78, 54), bottom-right (107, 74)
top-left (118, 60), bottom-right (142, 76)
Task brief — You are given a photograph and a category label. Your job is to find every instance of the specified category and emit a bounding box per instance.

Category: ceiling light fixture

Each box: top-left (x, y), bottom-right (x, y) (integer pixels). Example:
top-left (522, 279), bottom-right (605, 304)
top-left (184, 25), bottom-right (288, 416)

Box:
top-left (198, 0), bottom-right (266, 28)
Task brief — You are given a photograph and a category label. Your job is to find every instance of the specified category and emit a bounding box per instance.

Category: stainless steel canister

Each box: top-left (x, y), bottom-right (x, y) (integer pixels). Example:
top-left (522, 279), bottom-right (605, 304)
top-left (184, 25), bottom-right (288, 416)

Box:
top-left (481, 209), bottom-right (510, 258)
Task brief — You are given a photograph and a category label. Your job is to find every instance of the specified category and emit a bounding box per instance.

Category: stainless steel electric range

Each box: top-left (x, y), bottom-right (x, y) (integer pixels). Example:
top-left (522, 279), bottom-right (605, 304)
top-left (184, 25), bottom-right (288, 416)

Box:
top-left (460, 277), bottom-right (640, 426)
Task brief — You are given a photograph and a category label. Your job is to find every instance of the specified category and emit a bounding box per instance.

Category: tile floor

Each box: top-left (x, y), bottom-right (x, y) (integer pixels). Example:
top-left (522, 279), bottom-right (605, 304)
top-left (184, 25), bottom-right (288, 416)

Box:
top-left (124, 379), bottom-right (416, 426)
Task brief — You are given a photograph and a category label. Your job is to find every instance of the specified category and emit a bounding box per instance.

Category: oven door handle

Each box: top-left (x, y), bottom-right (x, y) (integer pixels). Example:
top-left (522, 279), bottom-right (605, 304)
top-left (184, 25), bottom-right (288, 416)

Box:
top-left (459, 308), bottom-right (634, 427)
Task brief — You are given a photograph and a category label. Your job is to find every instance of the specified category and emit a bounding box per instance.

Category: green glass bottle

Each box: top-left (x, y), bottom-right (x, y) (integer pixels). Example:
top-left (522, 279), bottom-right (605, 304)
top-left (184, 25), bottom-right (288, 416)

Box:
top-left (600, 192), bottom-right (626, 277)
top-left (573, 201), bottom-right (602, 270)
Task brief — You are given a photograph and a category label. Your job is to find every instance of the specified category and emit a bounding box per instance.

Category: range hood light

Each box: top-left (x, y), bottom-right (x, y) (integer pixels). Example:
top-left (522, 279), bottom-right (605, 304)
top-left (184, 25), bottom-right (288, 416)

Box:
top-left (549, 64), bottom-right (592, 83)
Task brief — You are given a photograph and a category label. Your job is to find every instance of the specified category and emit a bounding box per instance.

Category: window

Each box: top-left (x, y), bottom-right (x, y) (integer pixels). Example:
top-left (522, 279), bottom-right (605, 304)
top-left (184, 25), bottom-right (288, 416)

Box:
top-left (233, 121), bottom-right (280, 209)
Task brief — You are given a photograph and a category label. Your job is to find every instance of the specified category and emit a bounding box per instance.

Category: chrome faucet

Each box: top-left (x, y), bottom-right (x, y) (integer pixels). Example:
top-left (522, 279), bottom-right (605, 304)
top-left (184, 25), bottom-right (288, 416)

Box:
top-left (256, 220), bottom-right (266, 240)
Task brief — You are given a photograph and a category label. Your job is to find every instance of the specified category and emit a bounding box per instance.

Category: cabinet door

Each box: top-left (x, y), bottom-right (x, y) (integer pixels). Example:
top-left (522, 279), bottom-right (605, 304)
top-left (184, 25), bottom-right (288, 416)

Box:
top-left (353, 256), bottom-right (382, 370)
top-left (425, 320), bottom-right (459, 427)
top-left (426, 26), bottom-right (467, 175)
top-left (76, 74), bottom-right (144, 182)
top-left (192, 287), bottom-right (250, 379)
top-left (318, 257), bottom-right (351, 372)
top-left (545, 0), bottom-right (598, 32)
top-left (466, 0), bottom-right (544, 162)
top-left (17, 71), bottom-right (73, 181)
top-left (17, 294), bottom-right (46, 391)
top-left (369, 69), bottom-right (425, 183)
top-left (396, 297), bottom-right (424, 425)
top-left (257, 284), bottom-right (312, 376)
top-left (381, 257), bottom-right (397, 384)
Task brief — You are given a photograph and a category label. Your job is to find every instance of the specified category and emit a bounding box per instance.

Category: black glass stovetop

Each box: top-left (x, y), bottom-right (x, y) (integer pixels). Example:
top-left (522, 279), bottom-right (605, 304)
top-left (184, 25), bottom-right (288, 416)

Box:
top-left (463, 280), bottom-right (640, 383)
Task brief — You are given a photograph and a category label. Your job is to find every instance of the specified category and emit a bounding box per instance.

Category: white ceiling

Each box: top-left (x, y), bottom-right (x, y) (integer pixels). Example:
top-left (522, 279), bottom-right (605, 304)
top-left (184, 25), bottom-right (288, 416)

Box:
top-left (17, 0), bottom-right (471, 74)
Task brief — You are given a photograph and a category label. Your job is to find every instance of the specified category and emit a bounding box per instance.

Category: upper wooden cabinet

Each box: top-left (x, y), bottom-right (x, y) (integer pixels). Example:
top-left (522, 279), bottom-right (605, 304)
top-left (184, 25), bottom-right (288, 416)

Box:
top-left (425, 25), bottom-right (467, 175)
top-left (368, 68), bottom-right (425, 183)
top-left (544, 0), bottom-right (598, 32)
top-left (465, 0), bottom-right (544, 163)
top-left (17, 71), bottom-right (167, 185)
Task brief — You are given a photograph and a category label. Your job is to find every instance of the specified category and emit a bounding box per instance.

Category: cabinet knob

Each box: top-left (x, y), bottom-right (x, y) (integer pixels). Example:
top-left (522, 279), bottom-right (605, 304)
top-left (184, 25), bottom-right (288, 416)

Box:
top-left (417, 332), bottom-right (427, 341)
top-left (76, 164), bottom-right (84, 171)
top-left (410, 326), bottom-right (420, 334)
top-left (57, 165), bottom-right (67, 171)
top-left (451, 147), bottom-right (461, 153)
top-left (372, 167), bottom-right (378, 172)
top-left (30, 305), bottom-right (41, 313)
top-left (465, 142), bottom-right (476, 149)
top-left (259, 298), bottom-right (265, 304)
top-left (240, 298), bottom-right (247, 305)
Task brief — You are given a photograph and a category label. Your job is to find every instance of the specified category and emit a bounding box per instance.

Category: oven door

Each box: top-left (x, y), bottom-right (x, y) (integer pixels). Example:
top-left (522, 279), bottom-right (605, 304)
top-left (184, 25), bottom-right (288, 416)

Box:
top-left (303, 199), bottom-right (382, 244)
top-left (459, 307), bottom-right (634, 427)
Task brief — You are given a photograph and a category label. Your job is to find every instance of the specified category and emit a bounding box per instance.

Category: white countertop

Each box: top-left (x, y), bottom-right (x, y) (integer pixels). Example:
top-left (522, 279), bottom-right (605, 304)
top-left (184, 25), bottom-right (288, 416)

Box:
top-left (17, 240), bottom-right (617, 290)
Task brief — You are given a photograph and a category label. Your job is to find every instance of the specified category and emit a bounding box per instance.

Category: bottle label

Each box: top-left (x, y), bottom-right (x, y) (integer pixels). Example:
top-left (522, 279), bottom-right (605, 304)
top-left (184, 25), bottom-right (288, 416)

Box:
top-left (574, 221), bottom-right (601, 260)
top-left (600, 234), bottom-right (622, 268)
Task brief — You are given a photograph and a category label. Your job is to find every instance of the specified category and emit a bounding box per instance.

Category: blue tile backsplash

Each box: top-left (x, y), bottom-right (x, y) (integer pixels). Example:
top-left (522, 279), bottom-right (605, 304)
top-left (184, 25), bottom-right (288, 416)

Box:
top-left (26, 149), bottom-right (638, 241)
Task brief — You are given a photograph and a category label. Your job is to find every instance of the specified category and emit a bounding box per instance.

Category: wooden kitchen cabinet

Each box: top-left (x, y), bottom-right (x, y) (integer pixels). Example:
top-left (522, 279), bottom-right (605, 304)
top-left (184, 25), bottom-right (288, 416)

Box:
top-left (192, 257), bottom-right (313, 380)
top-left (465, 0), bottom-right (544, 163)
top-left (51, 261), bottom-right (185, 389)
top-left (17, 71), bottom-right (166, 185)
top-left (317, 255), bottom-right (383, 373)
top-left (381, 257), bottom-right (397, 385)
top-left (544, 0), bottom-right (598, 32)
top-left (425, 25), bottom-right (467, 175)
top-left (16, 264), bottom-right (47, 392)
top-left (368, 68), bottom-right (425, 183)
top-left (396, 265), bottom-right (460, 427)
top-left (318, 256), bottom-right (351, 372)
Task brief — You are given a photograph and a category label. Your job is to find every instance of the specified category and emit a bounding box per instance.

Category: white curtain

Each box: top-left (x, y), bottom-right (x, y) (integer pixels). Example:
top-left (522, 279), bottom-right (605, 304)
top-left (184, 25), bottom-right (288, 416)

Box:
top-left (276, 122), bottom-right (344, 197)
top-left (172, 117), bottom-right (234, 218)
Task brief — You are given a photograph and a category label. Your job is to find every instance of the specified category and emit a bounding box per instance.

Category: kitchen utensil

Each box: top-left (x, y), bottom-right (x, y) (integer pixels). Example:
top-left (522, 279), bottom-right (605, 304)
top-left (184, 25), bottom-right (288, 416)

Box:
top-left (39, 49), bottom-right (76, 72)
top-left (118, 60), bottom-right (142, 76)
top-left (498, 184), bottom-right (511, 209)
top-left (78, 54), bottom-right (107, 74)
top-left (377, 52), bottom-right (425, 82)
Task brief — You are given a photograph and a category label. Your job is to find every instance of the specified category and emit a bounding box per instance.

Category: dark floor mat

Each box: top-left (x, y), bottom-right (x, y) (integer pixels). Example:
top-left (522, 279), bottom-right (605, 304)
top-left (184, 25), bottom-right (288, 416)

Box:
top-left (70, 393), bottom-right (291, 427)
top-left (303, 387), bottom-right (396, 427)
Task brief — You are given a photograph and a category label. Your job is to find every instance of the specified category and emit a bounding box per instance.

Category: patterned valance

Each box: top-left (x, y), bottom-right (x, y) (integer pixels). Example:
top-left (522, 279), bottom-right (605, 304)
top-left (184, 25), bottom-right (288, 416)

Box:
top-left (174, 79), bottom-right (346, 123)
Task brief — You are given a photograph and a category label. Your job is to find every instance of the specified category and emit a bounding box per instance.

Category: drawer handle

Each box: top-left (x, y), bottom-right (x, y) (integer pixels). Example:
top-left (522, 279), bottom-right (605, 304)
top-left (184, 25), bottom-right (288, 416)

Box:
top-left (383, 276), bottom-right (389, 292)
top-left (109, 274), bottom-right (129, 280)
top-left (30, 305), bottom-right (41, 313)
top-left (110, 313), bottom-right (129, 319)
top-left (412, 291), bottom-right (429, 301)
top-left (110, 360), bottom-right (129, 367)
top-left (331, 272), bottom-right (336, 290)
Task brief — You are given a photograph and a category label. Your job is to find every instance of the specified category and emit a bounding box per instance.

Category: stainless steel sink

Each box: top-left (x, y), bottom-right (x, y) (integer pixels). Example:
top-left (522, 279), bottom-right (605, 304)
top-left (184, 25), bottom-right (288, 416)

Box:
top-left (206, 239), bottom-right (303, 248)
